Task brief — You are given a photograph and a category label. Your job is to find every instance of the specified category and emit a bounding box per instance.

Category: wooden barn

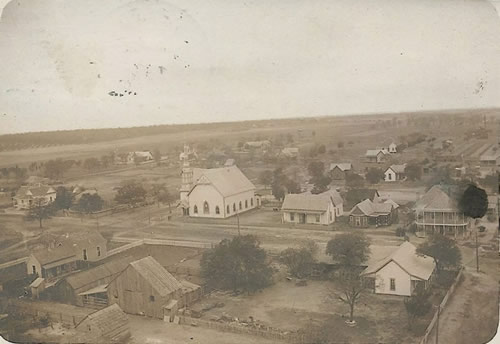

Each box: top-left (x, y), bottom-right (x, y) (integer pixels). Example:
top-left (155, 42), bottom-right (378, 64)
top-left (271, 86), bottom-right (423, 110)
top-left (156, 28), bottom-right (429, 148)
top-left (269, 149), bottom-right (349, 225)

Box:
top-left (107, 256), bottom-right (201, 319)
top-left (75, 304), bottom-right (130, 343)
top-left (54, 256), bottom-right (134, 308)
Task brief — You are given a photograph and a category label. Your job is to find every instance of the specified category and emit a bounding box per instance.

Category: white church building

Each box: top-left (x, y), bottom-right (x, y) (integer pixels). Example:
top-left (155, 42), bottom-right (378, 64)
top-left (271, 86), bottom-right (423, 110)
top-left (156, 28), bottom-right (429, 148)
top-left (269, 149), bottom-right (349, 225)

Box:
top-left (179, 162), bottom-right (258, 218)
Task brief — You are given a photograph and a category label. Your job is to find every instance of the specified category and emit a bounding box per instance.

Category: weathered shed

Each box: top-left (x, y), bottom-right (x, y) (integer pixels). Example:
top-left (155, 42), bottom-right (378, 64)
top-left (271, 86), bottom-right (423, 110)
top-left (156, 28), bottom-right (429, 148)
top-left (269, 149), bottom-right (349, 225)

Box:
top-left (75, 304), bottom-right (130, 343)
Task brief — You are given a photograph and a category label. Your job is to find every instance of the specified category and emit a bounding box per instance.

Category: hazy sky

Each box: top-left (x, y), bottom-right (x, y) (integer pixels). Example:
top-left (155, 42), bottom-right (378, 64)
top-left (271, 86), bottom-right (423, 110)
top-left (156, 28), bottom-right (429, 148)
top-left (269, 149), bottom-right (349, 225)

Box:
top-left (0, 0), bottom-right (499, 134)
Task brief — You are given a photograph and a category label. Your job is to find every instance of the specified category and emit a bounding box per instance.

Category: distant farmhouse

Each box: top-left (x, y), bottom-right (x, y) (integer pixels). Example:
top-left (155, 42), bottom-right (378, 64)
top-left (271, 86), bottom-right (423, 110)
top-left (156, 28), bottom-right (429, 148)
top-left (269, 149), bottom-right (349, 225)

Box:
top-left (348, 199), bottom-right (395, 227)
top-left (224, 158), bottom-right (235, 167)
top-left (107, 257), bottom-right (201, 320)
top-left (329, 163), bottom-right (352, 180)
top-left (479, 146), bottom-right (500, 167)
top-left (179, 162), bottom-right (258, 218)
top-left (361, 242), bottom-right (436, 296)
top-left (365, 149), bottom-right (390, 163)
top-left (127, 151), bottom-right (153, 164)
top-left (281, 189), bottom-right (343, 225)
top-left (414, 185), bottom-right (470, 236)
top-left (376, 141), bottom-right (398, 154)
top-left (12, 184), bottom-right (56, 210)
top-left (244, 140), bottom-right (270, 150)
top-left (179, 144), bottom-right (198, 162)
top-left (384, 164), bottom-right (407, 182)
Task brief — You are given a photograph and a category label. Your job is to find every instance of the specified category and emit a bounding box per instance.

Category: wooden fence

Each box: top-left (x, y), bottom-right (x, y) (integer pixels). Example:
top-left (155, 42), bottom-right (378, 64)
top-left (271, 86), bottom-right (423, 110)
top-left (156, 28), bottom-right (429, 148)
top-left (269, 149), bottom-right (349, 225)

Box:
top-left (419, 268), bottom-right (464, 344)
top-left (178, 316), bottom-right (306, 343)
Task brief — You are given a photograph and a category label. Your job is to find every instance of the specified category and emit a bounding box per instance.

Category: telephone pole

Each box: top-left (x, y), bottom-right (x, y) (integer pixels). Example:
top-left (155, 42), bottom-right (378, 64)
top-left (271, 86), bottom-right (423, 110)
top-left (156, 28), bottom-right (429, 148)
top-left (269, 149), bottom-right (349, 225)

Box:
top-left (475, 229), bottom-right (479, 272)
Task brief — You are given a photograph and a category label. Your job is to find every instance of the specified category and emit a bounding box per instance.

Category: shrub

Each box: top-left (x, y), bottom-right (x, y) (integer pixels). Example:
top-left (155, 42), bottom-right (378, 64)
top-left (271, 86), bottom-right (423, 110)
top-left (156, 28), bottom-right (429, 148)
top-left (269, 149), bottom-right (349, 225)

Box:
top-left (395, 227), bottom-right (406, 237)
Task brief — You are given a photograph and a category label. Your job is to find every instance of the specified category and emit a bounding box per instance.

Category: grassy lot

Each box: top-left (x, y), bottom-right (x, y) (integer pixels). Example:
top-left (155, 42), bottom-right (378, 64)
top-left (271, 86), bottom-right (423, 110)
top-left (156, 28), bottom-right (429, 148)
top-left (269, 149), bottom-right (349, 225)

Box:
top-left (192, 279), bottom-right (431, 343)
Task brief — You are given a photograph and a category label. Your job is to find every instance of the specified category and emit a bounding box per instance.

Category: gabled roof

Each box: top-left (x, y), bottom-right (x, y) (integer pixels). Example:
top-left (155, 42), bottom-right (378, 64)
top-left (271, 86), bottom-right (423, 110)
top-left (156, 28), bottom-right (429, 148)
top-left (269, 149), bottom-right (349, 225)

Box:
top-left (350, 199), bottom-right (392, 216)
top-left (383, 199), bottom-right (400, 210)
top-left (76, 304), bottom-right (128, 337)
top-left (129, 257), bottom-right (183, 297)
top-left (58, 230), bottom-right (107, 249)
top-left (414, 185), bottom-right (459, 211)
top-left (224, 158), bottom-right (235, 167)
top-left (64, 256), bottom-right (135, 290)
top-left (361, 242), bottom-right (435, 280)
top-left (365, 149), bottom-right (388, 157)
top-left (129, 151), bottom-right (152, 157)
top-left (31, 245), bottom-right (77, 266)
top-left (318, 189), bottom-right (343, 207)
top-left (346, 189), bottom-right (380, 206)
top-left (329, 163), bottom-right (352, 172)
top-left (15, 185), bottom-right (55, 198)
top-left (281, 193), bottom-right (330, 212)
top-left (189, 165), bottom-right (255, 198)
top-left (386, 164), bottom-right (406, 174)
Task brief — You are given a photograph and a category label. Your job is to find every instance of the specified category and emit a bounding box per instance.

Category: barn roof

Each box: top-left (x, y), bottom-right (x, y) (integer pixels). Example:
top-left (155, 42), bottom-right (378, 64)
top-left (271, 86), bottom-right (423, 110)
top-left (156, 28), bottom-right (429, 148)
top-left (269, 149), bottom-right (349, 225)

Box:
top-left (129, 257), bottom-right (183, 297)
top-left (76, 304), bottom-right (129, 339)
top-left (190, 165), bottom-right (255, 198)
top-left (31, 245), bottom-right (77, 266)
top-left (64, 256), bottom-right (135, 290)
top-left (361, 242), bottom-right (435, 280)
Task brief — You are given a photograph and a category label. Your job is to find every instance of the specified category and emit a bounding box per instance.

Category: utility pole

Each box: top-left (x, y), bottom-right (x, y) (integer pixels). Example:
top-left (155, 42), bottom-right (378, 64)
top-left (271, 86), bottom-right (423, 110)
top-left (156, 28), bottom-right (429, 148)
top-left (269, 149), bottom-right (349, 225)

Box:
top-left (475, 228), bottom-right (479, 272)
top-left (435, 305), bottom-right (440, 344)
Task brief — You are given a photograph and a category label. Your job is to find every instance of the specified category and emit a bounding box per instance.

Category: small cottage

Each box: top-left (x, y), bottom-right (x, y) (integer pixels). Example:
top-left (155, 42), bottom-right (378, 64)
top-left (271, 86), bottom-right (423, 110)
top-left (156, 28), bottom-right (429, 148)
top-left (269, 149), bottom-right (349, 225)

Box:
top-left (329, 163), bottom-right (352, 180)
top-left (349, 199), bottom-right (393, 227)
top-left (75, 304), bottom-right (130, 343)
top-left (12, 184), bottom-right (56, 210)
top-left (27, 245), bottom-right (78, 279)
top-left (365, 150), bottom-right (389, 163)
top-left (361, 242), bottom-right (436, 296)
top-left (384, 164), bottom-right (407, 182)
top-left (281, 189), bottom-right (343, 225)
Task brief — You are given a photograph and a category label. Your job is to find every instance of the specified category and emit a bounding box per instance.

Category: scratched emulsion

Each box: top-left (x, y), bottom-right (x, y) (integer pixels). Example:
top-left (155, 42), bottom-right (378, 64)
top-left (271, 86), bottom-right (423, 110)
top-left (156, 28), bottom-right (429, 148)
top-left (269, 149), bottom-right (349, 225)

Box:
top-left (0, 0), bottom-right (499, 133)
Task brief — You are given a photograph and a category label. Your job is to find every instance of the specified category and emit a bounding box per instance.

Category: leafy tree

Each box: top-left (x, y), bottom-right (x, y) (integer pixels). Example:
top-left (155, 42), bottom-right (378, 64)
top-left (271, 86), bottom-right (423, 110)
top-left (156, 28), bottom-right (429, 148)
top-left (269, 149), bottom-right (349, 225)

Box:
top-left (405, 163), bottom-right (422, 181)
top-left (285, 179), bottom-right (301, 194)
top-left (25, 199), bottom-right (55, 228)
top-left (458, 184), bottom-right (488, 220)
top-left (158, 189), bottom-right (175, 212)
top-left (279, 241), bottom-right (318, 278)
top-left (258, 170), bottom-right (273, 188)
top-left (272, 183), bottom-right (286, 201)
top-left (153, 149), bottom-right (162, 165)
top-left (345, 172), bottom-right (365, 188)
top-left (337, 141), bottom-right (344, 149)
top-left (311, 175), bottom-right (331, 194)
top-left (53, 186), bottom-right (73, 210)
top-left (44, 158), bottom-right (71, 179)
top-left (76, 193), bottom-right (104, 214)
top-left (150, 183), bottom-right (167, 208)
top-left (365, 168), bottom-right (384, 184)
top-left (326, 233), bottom-right (371, 267)
top-left (100, 154), bottom-right (114, 168)
top-left (308, 161), bottom-right (325, 180)
top-left (404, 286), bottom-right (432, 330)
top-left (417, 234), bottom-right (461, 274)
top-left (114, 180), bottom-right (147, 206)
top-left (200, 235), bottom-right (273, 294)
top-left (83, 157), bottom-right (101, 171)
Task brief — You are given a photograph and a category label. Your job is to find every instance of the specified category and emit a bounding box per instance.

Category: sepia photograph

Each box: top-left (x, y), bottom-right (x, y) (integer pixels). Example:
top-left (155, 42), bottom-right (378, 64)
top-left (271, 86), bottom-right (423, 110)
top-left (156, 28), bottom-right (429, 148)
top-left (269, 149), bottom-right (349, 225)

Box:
top-left (0, 0), bottom-right (499, 343)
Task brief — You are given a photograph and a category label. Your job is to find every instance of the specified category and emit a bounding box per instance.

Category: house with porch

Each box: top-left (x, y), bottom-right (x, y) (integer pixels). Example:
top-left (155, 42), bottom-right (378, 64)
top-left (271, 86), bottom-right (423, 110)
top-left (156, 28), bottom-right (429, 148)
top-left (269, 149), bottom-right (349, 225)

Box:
top-left (414, 185), bottom-right (470, 237)
top-left (27, 246), bottom-right (78, 280)
top-left (361, 242), bottom-right (436, 296)
top-left (349, 199), bottom-right (394, 227)
top-left (281, 189), bottom-right (343, 225)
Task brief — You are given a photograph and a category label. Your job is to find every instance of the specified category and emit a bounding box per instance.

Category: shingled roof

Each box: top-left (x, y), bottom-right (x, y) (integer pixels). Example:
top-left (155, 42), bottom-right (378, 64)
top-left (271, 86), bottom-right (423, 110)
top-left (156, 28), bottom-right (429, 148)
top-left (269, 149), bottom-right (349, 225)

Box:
top-left (329, 163), bottom-right (352, 172)
top-left (15, 185), bottom-right (55, 198)
top-left (414, 185), bottom-right (460, 211)
top-left (386, 164), bottom-right (406, 174)
top-left (31, 245), bottom-right (77, 266)
top-left (76, 304), bottom-right (129, 343)
top-left (129, 257), bottom-right (183, 297)
top-left (361, 242), bottom-right (435, 280)
top-left (350, 199), bottom-right (392, 216)
top-left (189, 165), bottom-right (255, 198)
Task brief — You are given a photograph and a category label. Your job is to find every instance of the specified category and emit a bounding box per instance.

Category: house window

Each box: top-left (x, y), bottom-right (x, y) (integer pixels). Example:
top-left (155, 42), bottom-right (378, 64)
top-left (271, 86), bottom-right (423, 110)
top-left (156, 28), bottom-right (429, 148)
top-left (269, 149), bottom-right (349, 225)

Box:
top-left (290, 213), bottom-right (295, 221)
top-left (245, 200), bottom-right (248, 208)
top-left (239, 201), bottom-right (242, 210)
top-left (194, 205), bottom-right (198, 214)
top-left (227, 205), bottom-right (230, 214)
top-left (215, 206), bottom-right (220, 214)
top-left (315, 215), bottom-right (320, 223)
top-left (388, 173), bottom-right (392, 180)
top-left (390, 278), bottom-right (396, 291)
top-left (203, 201), bottom-right (209, 214)
top-left (87, 325), bottom-right (91, 332)
top-left (149, 295), bottom-right (155, 302)
top-left (251, 198), bottom-right (254, 206)
top-left (32, 265), bottom-right (36, 275)
top-left (329, 212), bottom-right (332, 221)
top-left (233, 203), bottom-right (236, 212)
top-left (83, 249), bottom-right (87, 261)
top-left (355, 217), bottom-right (361, 226)
top-left (97, 246), bottom-right (101, 257)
